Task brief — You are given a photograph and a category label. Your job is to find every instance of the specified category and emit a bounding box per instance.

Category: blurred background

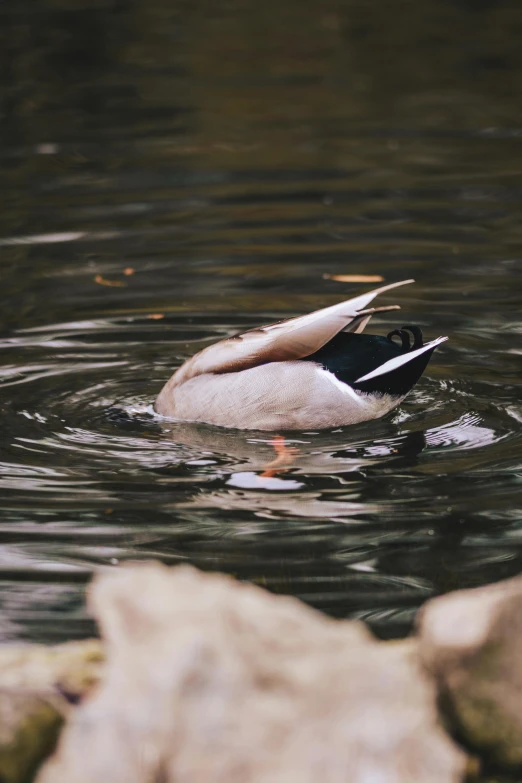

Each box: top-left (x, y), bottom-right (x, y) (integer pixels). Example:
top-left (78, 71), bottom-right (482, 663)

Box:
top-left (0, 0), bottom-right (522, 643)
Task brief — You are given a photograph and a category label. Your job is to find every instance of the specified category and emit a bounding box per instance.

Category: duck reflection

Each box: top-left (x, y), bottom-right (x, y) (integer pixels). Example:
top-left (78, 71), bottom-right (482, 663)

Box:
top-left (152, 418), bottom-right (429, 521)
top-left (157, 417), bottom-right (428, 474)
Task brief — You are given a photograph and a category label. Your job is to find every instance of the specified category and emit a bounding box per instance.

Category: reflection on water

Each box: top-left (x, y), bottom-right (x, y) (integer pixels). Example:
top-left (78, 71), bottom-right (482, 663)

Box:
top-left (1, 0), bottom-right (522, 641)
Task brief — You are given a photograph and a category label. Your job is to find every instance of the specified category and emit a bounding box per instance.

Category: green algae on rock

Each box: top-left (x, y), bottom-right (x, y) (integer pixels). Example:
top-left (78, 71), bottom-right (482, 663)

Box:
top-left (0, 641), bottom-right (103, 783)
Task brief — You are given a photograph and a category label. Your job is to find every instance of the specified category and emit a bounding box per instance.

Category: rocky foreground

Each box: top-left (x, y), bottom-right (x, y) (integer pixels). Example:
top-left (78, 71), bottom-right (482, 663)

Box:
top-left (2, 562), bottom-right (522, 783)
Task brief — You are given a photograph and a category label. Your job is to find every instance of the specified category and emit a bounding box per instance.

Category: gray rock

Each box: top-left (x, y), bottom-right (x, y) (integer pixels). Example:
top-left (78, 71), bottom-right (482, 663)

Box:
top-left (417, 576), bottom-right (522, 769)
top-left (38, 562), bottom-right (466, 783)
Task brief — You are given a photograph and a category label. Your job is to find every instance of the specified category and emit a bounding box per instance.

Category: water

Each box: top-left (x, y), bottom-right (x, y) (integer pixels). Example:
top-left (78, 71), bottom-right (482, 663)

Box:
top-left (1, 0), bottom-right (522, 643)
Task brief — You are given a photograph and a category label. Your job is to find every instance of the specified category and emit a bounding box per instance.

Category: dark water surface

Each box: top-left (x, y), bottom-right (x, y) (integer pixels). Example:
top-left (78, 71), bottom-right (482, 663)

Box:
top-left (1, 0), bottom-right (522, 642)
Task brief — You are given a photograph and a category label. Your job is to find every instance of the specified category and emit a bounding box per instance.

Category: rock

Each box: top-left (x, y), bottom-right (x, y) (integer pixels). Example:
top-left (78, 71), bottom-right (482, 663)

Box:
top-left (0, 640), bottom-right (103, 783)
top-left (0, 693), bottom-right (62, 783)
top-left (417, 576), bottom-right (522, 769)
top-left (38, 562), bottom-right (466, 783)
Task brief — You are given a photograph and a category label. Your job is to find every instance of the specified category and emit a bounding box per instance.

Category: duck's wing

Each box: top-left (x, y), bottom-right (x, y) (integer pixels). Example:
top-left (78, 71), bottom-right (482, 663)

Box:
top-left (355, 336), bottom-right (448, 384)
top-left (173, 279), bottom-right (414, 385)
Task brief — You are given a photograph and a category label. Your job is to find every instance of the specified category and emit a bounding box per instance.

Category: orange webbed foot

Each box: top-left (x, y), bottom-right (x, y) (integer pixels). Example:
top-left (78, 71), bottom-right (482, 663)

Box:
top-left (260, 435), bottom-right (300, 478)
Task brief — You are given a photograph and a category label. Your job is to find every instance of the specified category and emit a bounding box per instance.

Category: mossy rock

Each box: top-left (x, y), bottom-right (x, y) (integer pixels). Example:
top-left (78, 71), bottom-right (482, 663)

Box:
top-left (0, 693), bottom-right (63, 783)
top-left (0, 640), bottom-right (103, 783)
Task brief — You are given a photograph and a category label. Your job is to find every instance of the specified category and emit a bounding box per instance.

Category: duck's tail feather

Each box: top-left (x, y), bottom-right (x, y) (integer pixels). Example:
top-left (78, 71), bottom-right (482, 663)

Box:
top-left (346, 305), bottom-right (401, 336)
top-left (343, 279), bottom-right (414, 316)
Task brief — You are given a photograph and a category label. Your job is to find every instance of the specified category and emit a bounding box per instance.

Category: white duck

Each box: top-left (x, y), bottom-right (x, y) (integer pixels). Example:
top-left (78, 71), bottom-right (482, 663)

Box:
top-left (155, 280), bottom-right (447, 431)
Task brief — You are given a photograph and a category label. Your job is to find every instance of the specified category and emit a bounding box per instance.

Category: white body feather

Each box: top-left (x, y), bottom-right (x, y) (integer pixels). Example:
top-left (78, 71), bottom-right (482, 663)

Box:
top-left (155, 361), bottom-right (402, 430)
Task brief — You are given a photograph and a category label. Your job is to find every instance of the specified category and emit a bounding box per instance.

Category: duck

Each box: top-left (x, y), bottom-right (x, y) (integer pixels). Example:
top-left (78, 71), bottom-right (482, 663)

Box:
top-left (154, 279), bottom-right (447, 431)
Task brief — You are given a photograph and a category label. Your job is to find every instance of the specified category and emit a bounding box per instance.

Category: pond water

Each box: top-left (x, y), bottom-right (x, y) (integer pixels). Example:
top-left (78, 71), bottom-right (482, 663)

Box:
top-left (1, 0), bottom-right (522, 642)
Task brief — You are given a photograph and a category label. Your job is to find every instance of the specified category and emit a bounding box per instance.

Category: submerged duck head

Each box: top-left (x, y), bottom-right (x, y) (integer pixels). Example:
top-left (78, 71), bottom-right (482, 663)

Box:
top-left (155, 280), bottom-right (447, 431)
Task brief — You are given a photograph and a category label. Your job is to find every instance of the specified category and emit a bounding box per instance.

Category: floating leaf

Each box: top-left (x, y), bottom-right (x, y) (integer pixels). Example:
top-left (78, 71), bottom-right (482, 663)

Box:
top-left (323, 274), bottom-right (384, 283)
top-left (94, 275), bottom-right (126, 287)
